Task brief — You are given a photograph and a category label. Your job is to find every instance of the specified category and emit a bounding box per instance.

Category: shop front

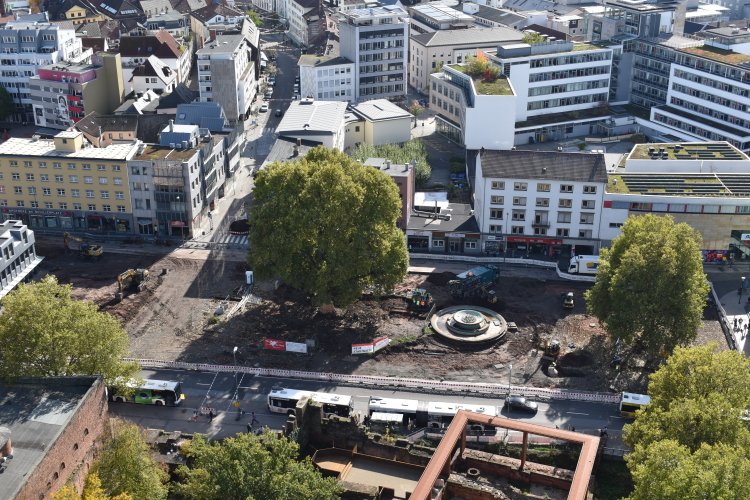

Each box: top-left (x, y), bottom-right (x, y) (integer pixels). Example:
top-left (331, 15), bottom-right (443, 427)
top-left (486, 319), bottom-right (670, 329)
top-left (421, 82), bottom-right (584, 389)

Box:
top-left (483, 235), bottom-right (503, 256)
top-left (446, 232), bottom-right (481, 254)
top-left (507, 236), bottom-right (565, 258)
top-left (138, 218), bottom-right (157, 235)
top-left (406, 231), bottom-right (430, 251)
top-left (2, 208), bottom-right (133, 235)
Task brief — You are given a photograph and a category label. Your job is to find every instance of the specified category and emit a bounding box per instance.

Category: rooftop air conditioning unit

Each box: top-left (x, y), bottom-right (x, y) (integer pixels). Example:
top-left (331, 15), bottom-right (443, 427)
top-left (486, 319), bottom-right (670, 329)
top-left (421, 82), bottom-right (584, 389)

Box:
top-left (170, 143), bottom-right (175, 148)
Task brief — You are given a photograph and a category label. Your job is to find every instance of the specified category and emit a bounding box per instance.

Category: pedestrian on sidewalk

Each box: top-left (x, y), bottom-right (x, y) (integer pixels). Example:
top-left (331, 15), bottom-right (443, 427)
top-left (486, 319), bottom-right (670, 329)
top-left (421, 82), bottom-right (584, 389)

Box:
top-left (247, 423), bottom-right (252, 433)
top-left (208, 410), bottom-right (214, 422)
top-left (252, 412), bottom-right (259, 425)
top-left (734, 318), bottom-right (738, 330)
top-left (192, 411), bottom-right (198, 422)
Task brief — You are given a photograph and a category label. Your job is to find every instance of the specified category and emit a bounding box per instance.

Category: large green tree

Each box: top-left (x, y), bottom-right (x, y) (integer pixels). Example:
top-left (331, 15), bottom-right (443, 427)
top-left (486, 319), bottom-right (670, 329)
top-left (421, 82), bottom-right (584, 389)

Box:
top-left (246, 9), bottom-right (264, 27)
top-left (0, 275), bottom-right (140, 383)
top-left (0, 85), bottom-right (14, 122)
top-left (91, 420), bottom-right (169, 500)
top-left (623, 344), bottom-right (750, 500)
top-left (173, 430), bottom-right (343, 500)
top-left (585, 214), bottom-right (709, 351)
top-left (248, 146), bottom-right (408, 307)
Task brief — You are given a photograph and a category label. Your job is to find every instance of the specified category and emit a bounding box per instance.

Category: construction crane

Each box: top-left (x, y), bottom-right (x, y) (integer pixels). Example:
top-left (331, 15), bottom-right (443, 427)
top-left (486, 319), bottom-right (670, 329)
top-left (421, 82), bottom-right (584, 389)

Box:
top-left (63, 232), bottom-right (103, 260)
top-left (115, 269), bottom-right (150, 301)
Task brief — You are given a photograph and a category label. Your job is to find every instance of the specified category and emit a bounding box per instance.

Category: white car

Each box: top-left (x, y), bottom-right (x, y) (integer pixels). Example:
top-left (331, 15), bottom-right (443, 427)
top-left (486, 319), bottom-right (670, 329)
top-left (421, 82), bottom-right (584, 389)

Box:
top-left (260, 104), bottom-right (268, 112)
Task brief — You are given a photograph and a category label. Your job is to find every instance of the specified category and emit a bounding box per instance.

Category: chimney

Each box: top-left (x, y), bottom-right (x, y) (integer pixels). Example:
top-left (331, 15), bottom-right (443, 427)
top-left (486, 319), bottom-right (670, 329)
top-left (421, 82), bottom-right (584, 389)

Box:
top-left (385, 160), bottom-right (391, 169)
top-left (404, 163), bottom-right (409, 172)
top-left (169, 119), bottom-right (174, 132)
top-left (209, 29), bottom-right (217, 41)
top-left (480, 146), bottom-right (486, 156)
top-left (293, 145), bottom-right (299, 156)
top-left (296, 138), bottom-right (302, 146)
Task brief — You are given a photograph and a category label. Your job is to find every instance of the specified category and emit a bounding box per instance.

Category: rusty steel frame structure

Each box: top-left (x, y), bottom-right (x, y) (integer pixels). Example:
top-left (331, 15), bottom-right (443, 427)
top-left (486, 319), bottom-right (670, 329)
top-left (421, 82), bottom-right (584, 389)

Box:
top-left (410, 409), bottom-right (600, 500)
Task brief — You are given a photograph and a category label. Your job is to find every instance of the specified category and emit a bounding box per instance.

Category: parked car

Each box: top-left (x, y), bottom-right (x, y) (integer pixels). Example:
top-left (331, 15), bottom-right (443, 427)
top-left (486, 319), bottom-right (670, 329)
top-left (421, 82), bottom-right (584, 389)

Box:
top-left (265, 92), bottom-right (272, 100)
top-left (275, 109), bottom-right (282, 116)
top-left (504, 397), bottom-right (538, 414)
top-left (260, 104), bottom-right (268, 112)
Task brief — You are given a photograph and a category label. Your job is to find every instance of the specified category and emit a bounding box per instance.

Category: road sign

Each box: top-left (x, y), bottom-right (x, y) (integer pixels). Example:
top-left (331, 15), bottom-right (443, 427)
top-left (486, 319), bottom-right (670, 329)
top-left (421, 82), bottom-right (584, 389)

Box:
top-left (234, 401), bottom-right (240, 407)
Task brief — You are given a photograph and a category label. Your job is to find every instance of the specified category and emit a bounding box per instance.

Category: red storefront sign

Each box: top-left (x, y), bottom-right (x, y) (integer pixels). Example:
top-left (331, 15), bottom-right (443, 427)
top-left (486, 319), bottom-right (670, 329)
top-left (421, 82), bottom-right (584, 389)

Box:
top-left (507, 237), bottom-right (563, 245)
top-left (264, 339), bottom-right (286, 350)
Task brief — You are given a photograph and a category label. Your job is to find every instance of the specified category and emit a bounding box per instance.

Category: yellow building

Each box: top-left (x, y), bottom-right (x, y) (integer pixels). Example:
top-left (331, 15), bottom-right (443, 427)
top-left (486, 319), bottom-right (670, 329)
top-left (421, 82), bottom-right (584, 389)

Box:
top-left (64, 4), bottom-right (105, 25)
top-left (0, 131), bottom-right (140, 234)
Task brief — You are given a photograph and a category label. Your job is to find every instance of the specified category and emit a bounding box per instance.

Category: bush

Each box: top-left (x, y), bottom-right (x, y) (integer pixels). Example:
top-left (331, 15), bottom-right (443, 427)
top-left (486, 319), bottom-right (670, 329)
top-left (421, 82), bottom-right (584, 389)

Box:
top-left (352, 139), bottom-right (432, 188)
top-left (449, 156), bottom-right (465, 174)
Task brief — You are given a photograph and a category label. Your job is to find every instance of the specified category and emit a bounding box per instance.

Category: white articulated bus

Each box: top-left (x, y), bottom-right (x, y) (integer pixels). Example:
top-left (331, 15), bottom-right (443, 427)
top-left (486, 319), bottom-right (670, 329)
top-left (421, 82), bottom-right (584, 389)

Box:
top-left (426, 401), bottom-right (498, 429)
top-left (267, 387), bottom-right (353, 417)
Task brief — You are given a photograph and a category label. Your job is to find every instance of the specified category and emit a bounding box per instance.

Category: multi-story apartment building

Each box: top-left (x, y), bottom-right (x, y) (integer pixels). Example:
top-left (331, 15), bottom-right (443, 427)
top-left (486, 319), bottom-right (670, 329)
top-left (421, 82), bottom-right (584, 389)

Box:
top-left (298, 54), bottom-right (355, 101)
top-left (0, 130), bottom-right (140, 234)
top-left (474, 149), bottom-right (607, 256)
top-left (0, 21), bottom-right (92, 123)
top-left (429, 40), bottom-right (616, 148)
top-left (408, 4), bottom-right (473, 36)
top-left (117, 31), bottom-right (192, 92)
top-left (409, 26), bottom-right (523, 92)
top-left (130, 54), bottom-right (178, 94)
top-left (287, 0), bottom-right (324, 48)
top-left (0, 220), bottom-right (43, 300)
top-left (28, 53), bottom-right (125, 130)
top-left (196, 34), bottom-right (257, 122)
top-left (339, 5), bottom-right (408, 102)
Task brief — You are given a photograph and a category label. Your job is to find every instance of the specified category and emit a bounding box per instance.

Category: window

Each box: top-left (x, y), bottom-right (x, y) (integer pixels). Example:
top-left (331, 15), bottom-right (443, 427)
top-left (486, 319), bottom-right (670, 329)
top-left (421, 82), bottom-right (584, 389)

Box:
top-left (537, 183), bottom-right (550, 192)
top-left (38, 161), bottom-right (46, 168)
top-left (491, 181), bottom-right (505, 190)
top-left (557, 228), bottom-right (569, 237)
top-left (489, 225), bottom-right (502, 233)
top-left (43, 188), bottom-right (51, 195)
top-left (53, 162), bottom-right (61, 169)
top-left (70, 175), bottom-right (78, 183)
top-left (55, 175), bottom-right (63, 182)
top-left (24, 161), bottom-right (31, 168)
top-left (490, 209), bottom-right (503, 219)
top-left (513, 197), bottom-right (526, 206)
top-left (557, 212), bottom-right (571, 223)
top-left (131, 166), bottom-right (139, 175)
top-left (559, 199), bottom-right (572, 208)
top-left (67, 163), bottom-right (76, 169)
top-left (511, 226), bottom-right (524, 234)
top-left (11, 173), bottom-right (19, 180)
top-left (86, 190), bottom-right (94, 198)
top-left (512, 211), bottom-right (525, 221)
top-left (28, 187), bottom-right (35, 195)
top-left (631, 203), bottom-right (650, 210)
top-left (25, 173), bottom-right (33, 181)
top-left (560, 184), bottom-right (573, 193)
top-left (82, 164), bottom-right (90, 170)
top-left (97, 164), bottom-right (106, 171)
top-left (102, 205), bottom-right (111, 212)
top-left (115, 191), bottom-right (124, 199)
top-left (117, 205), bottom-right (125, 213)
top-left (113, 177), bottom-right (122, 185)
top-left (580, 213), bottom-right (594, 224)
top-left (101, 191), bottom-right (109, 199)
top-left (112, 165), bottom-right (121, 172)
top-left (40, 174), bottom-right (48, 181)
top-left (59, 203), bottom-right (67, 209)
top-left (465, 241), bottom-right (477, 250)
top-left (30, 201), bottom-right (38, 208)
top-left (579, 229), bottom-right (593, 238)
top-left (57, 189), bottom-right (65, 196)
top-left (134, 199), bottom-right (143, 209)
top-left (536, 198), bottom-right (549, 207)
top-left (14, 186), bottom-right (21, 194)
top-left (514, 182), bottom-right (527, 191)
top-left (433, 239), bottom-right (444, 248)
top-left (581, 200), bottom-right (595, 209)
top-left (534, 227), bottom-right (547, 235)
top-left (16, 200), bottom-right (24, 207)
top-left (583, 185), bottom-right (597, 194)
top-left (355, 126), bottom-right (360, 132)
top-left (9, 161), bottom-right (16, 167)
top-left (133, 182), bottom-right (142, 190)
top-left (84, 176), bottom-right (92, 184)
top-left (88, 204), bottom-right (96, 211)
top-left (73, 203), bottom-right (81, 210)
top-left (609, 222), bottom-right (624, 228)
top-left (98, 177), bottom-right (108, 185)
top-left (72, 189), bottom-right (79, 197)
top-left (491, 196), bottom-right (504, 204)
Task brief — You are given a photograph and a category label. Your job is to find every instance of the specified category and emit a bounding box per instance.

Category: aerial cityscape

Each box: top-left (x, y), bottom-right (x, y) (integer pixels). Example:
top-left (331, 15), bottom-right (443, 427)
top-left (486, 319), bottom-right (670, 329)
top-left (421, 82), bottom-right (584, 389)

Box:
top-left (0, 0), bottom-right (747, 498)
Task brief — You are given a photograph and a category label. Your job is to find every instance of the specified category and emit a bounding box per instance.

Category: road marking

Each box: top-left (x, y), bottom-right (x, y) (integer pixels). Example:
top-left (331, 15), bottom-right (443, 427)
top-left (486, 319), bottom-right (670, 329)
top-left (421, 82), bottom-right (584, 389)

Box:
top-left (196, 383), bottom-right (211, 386)
top-left (567, 412), bottom-right (589, 415)
top-left (610, 416), bottom-right (625, 419)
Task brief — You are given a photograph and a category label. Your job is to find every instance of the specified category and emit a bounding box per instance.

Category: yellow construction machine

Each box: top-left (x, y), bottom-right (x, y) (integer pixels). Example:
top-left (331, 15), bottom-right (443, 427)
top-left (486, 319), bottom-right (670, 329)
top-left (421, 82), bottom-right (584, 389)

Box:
top-left (115, 269), bottom-right (150, 301)
top-left (540, 339), bottom-right (561, 364)
top-left (63, 232), bottom-right (103, 260)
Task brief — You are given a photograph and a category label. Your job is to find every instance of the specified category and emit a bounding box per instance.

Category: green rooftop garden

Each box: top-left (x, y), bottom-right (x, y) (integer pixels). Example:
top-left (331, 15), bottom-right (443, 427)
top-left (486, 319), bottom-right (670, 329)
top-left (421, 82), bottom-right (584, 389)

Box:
top-left (447, 64), bottom-right (513, 96)
top-left (681, 45), bottom-right (750, 65)
top-left (606, 175), bottom-right (630, 193)
top-left (629, 142), bottom-right (744, 160)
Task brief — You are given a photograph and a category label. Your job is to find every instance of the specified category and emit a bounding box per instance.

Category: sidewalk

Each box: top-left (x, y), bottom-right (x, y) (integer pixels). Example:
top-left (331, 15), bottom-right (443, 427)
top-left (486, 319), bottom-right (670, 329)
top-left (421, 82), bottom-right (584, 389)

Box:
top-left (717, 290), bottom-right (750, 354)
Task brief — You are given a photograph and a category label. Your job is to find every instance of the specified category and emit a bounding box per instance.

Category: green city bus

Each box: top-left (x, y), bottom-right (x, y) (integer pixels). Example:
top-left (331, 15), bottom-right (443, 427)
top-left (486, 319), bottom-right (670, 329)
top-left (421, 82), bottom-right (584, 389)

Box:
top-left (110, 379), bottom-right (185, 406)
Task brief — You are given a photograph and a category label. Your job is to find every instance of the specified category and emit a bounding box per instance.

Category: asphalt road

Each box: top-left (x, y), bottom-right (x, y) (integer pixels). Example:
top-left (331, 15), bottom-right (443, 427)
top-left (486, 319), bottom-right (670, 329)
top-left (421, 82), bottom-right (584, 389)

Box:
top-left (108, 368), bottom-right (626, 443)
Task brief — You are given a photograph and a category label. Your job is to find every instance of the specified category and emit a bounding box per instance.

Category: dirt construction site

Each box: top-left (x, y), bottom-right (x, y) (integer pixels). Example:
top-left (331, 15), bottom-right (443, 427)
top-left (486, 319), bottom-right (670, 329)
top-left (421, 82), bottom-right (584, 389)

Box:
top-left (33, 238), bottom-right (728, 394)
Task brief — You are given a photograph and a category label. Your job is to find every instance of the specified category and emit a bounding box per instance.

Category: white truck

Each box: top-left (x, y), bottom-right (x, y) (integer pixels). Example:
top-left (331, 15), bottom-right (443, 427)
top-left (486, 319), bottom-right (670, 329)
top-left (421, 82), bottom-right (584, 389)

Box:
top-left (568, 255), bottom-right (600, 275)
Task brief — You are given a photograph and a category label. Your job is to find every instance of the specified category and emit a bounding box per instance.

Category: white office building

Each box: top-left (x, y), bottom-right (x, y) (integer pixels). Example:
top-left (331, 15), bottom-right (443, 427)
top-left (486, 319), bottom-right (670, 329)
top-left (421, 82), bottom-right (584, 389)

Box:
top-left (298, 55), bottom-right (355, 101)
top-left (339, 5), bottom-right (408, 102)
top-left (0, 220), bottom-right (43, 301)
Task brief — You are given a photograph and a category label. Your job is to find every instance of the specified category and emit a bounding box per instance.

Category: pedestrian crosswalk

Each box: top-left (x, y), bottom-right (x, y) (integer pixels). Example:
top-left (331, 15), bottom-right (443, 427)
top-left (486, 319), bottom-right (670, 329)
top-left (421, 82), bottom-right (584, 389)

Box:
top-left (214, 234), bottom-right (250, 247)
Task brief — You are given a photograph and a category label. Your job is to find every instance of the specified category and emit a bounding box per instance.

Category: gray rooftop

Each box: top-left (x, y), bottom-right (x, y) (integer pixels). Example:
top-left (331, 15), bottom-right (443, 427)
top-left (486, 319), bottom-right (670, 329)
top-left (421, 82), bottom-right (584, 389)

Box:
top-left (259, 137), bottom-right (321, 171)
top-left (411, 26), bottom-right (524, 47)
top-left (468, 4), bottom-right (527, 27)
top-left (277, 99), bottom-right (348, 135)
top-left (196, 34), bottom-right (246, 55)
top-left (350, 99), bottom-right (410, 122)
top-left (298, 55), bottom-right (354, 67)
top-left (0, 376), bottom-right (101, 500)
top-left (175, 102), bottom-right (229, 131)
top-left (409, 4), bottom-right (473, 23)
top-left (479, 150), bottom-right (607, 183)
top-left (407, 202), bottom-right (480, 233)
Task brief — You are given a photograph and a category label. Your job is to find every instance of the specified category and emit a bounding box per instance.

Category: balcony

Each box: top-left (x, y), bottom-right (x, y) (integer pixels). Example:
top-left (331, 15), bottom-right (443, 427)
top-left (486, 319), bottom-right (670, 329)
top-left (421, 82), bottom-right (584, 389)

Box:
top-left (531, 221), bottom-right (550, 228)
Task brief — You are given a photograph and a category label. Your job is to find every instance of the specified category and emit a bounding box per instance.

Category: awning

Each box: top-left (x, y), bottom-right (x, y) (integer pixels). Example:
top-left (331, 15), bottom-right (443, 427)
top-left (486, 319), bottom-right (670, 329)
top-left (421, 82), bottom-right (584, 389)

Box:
top-left (137, 219), bottom-right (153, 226)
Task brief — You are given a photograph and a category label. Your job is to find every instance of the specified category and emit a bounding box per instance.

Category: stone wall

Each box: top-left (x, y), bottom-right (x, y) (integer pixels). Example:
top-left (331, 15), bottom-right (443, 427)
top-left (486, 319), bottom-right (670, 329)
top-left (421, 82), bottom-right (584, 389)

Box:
top-left (461, 448), bottom-right (574, 491)
top-left (360, 439), bottom-right (434, 467)
top-left (446, 474), bottom-right (509, 500)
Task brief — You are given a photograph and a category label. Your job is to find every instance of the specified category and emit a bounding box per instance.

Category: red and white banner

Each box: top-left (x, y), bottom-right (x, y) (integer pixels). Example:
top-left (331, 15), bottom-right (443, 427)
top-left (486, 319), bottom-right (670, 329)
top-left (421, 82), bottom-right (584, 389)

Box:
top-left (352, 337), bottom-right (390, 355)
top-left (286, 341), bottom-right (308, 354)
top-left (265, 339), bottom-right (286, 350)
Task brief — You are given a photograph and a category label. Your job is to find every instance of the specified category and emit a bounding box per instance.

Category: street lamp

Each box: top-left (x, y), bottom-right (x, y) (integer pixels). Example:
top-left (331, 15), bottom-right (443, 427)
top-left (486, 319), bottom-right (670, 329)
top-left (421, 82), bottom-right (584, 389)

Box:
top-left (507, 364), bottom-right (513, 417)
top-left (232, 346), bottom-right (239, 393)
top-left (742, 277), bottom-right (746, 304)
top-left (175, 196), bottom-right (184, 245)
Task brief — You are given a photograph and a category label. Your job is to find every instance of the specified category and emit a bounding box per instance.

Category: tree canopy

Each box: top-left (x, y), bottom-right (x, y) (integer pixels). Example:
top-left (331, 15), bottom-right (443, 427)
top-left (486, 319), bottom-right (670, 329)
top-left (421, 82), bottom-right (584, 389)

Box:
top-left (91, 420), bottom-right (169, 500)
top-left (0, 275), bottom-right (140, 383)
top-left (408, 100), bottom-right (425, 117)
top-left (53, 474), bottom-right (133, 500)
top-left (584, 214), bottom-right (709, 351)
top-left (0, 85), bottom-right (14, 122)
top-left (521, 32), bottom-right (546, 44)
top-left (623, 345), bottom-right (750, 500)
top-left (248, 146), bottom-right (408, 307)
top-left (173, 431), bottom-right (343, 500)
top-left (246, 9), bottom-right (264, 27)
top-left (351, 138), bottom-right (431, 187)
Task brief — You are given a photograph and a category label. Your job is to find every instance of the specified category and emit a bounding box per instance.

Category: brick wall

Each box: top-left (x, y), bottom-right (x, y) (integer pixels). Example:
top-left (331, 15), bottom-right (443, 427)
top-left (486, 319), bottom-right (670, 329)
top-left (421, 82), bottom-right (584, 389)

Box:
top-left (16, 377), bottom-right (108, 500)
top-left (461, 449), bottom-right (574, 491)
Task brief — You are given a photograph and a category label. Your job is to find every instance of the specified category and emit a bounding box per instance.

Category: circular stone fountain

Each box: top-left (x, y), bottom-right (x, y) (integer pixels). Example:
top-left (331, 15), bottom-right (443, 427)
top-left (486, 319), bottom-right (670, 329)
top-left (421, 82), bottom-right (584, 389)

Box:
top-left (431, 305), bottom-right (507, 346)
